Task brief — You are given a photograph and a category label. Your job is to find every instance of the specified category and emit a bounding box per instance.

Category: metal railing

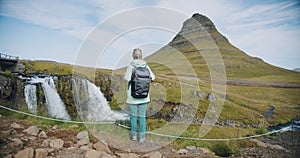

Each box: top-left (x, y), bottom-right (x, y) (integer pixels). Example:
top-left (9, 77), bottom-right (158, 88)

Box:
top-left (0, 52), bottom-right (19, 61)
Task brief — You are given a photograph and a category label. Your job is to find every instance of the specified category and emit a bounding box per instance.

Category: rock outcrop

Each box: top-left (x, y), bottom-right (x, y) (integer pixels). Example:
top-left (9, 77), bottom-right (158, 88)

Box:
top-left (0, 74), bottom-right (26, 109)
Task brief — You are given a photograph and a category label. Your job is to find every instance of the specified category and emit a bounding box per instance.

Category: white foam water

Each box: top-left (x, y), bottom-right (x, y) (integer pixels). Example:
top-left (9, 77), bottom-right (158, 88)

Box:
top-left (72, 78), bottom-right (128, 121)
top-left (28, 76), bottom-right (70, 120)
top-left (24, 84), bottom-right (37, 114)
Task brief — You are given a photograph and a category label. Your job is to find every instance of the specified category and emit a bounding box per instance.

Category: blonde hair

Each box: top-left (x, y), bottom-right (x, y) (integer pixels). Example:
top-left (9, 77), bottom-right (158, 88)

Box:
top-left (132, 48), bottom-right (142, 59)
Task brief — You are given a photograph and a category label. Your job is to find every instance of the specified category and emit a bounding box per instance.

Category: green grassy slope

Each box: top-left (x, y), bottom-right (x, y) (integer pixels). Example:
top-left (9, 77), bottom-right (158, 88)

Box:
top-left (146, 13), bottom-right (300, 82)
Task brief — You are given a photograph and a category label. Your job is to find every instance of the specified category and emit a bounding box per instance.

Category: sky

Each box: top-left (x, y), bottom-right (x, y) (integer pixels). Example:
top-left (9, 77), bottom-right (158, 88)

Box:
top-left (0, 0), bottom-right (299, 70)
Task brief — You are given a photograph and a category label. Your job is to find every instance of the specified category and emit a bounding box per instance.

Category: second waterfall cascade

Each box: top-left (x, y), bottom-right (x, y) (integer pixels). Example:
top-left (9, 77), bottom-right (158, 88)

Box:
top-left (26, 76), bottom-right (71, 120)
top-left (72, 78), bottom-right (128, 121)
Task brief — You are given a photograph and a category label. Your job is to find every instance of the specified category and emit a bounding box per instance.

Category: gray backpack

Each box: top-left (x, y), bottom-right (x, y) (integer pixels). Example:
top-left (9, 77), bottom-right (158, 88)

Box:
top-left (129, 65), bottom-right (151, 98)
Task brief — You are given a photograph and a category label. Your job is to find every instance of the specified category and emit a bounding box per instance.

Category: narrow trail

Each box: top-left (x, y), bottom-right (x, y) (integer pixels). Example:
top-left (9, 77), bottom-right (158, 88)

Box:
top-left (160, 74), bottom-right (300, 88)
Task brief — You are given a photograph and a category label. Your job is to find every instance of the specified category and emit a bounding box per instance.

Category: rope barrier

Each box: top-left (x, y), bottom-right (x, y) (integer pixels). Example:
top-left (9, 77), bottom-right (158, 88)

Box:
top-left (114, 123), bottom-right (285, 141)
top-left (0, 105), bottom-right (115, 124)
top-left (0, 104), bottom-right (288, 141)
top-left (147, 129), bottom-right (282, 141)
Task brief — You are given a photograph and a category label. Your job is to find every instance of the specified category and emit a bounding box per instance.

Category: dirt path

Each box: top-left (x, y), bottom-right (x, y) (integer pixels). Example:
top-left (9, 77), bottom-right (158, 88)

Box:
top-left (159, 74), bottom-right (300, 88)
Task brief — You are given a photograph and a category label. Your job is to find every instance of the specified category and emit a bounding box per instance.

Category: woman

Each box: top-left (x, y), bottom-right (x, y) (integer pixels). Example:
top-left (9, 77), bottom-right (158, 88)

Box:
top-left (124, 48), bottom-right (155, 143)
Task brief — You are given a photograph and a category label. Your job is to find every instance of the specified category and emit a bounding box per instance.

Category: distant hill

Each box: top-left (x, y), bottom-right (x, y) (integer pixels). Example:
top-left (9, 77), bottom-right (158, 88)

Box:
top-left (293, 68), bottom-right (300, 72)
top-left (146, 13), bottom-right (299, 81)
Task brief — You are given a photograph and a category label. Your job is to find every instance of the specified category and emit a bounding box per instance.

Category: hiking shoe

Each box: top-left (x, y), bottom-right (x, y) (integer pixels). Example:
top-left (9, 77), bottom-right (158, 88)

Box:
top-left (130, 135), bottom-right (137, 141)
top-left (139, 137), bottom-right (146, 143)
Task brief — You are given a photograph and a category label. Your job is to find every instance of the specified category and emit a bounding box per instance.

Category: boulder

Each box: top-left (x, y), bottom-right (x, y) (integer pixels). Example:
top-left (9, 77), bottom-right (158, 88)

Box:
top-left (223, 120), bottom-right (236, 127)
top-left (101, 152), bottom-right (116, 158)
top-left (42, 139), bottom-right (51, 147)
top-left (185, 146), bottom-right (196, 151)
top-left (14, 147), bottom-right (34, 158)
top-left (35, 148), bottom-right (49, 158)
top-left (80, 145), bottom-right (90, 151)
top-left (43, 139), bottom-right (64, 149)
top-left (77, 137), bottom-right (90, 146)
top-left (77, 130), bottom-right (89, 139)
top-left (93, 141), bottom-right (111, 153)
top-left (208, 93), bottom-right (216, 102)
top-left (1, 130), bottom-right (11, 136)
top-left (8, 138), bottom-right (23, 149)
top-left (23, 126), bottom-right (39, 136)
top-left (269, 144), bottom-right (285, 151)
top-left (49, 139), bottom-right (64, 149)
top-left (28, 136), bottom-right (37, 141)
top-left (57, 148), bottom-right (85, 158)
top-left (177, 149), bottom-right (188, 155)
top-left (250, 139), bottom-right (267, 148)
top-left (10, 122), bottom-right (24, 129)
top-left (142, 151), bottom-right (162, 158)
top-left (193, 91), bottom-right (208, 98)
top-left (38, 131), bottom-right (48, 139)
top-left (85, 149), bottom-right (102, 158)
top-left (64, 140), bottom-right (74, 148)
top-left (199, 148), bottom-right (210, 154)
top-left (116, 153), bottom-right (140, 158)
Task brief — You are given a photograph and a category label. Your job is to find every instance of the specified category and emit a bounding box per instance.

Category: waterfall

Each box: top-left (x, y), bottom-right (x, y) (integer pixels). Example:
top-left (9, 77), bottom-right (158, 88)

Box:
top-left (28, 76), bottom-right (70, 120)
top-left (24, 84), bottom-right (37, 114)
top-left (72, 78), bottom-right (128, 121)
top-left (45, 76), bottom-right (56, 90)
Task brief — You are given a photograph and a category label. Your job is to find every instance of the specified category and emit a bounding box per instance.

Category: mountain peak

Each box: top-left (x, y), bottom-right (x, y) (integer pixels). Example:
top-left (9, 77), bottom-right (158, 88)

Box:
top-left (148, 13), bottom-right (297, 79)
top-left (180, 13), bottom-right (216, 34)
top-left (190, 13), bottom-right (216, 29)
top-left (169, 13), bottom-right (227, 47)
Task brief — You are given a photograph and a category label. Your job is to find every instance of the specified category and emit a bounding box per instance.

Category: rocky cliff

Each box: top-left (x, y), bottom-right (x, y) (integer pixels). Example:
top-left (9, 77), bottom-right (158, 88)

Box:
top-left (0, 73), bottom-right (26, 110)
top-left (0, 73), bottom-right (114, 119)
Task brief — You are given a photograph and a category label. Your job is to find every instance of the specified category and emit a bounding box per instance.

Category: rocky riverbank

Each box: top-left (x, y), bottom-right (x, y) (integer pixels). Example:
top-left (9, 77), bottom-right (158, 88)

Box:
top-left (1, 114), bottom-right (299, 158)
top-left (0, 115), bottom-right (217, 158)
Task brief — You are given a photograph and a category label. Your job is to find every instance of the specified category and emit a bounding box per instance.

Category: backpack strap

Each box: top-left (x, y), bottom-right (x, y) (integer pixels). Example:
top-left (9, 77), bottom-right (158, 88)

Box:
top-left (128, 64), bottom-right (136, 90)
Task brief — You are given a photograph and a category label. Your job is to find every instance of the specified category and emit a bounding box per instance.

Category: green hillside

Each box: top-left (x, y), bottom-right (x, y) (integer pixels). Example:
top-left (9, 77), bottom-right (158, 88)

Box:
top-left (146, 13), bottom-right (300, 82)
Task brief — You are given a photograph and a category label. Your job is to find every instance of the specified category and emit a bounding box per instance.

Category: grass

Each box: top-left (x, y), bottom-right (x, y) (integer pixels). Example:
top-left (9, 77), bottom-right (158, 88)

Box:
top-left (246, 74), bottom-right (300, 83)
top-left (20, 60), bottom-right (112, 80)
top-left (170, 125), bottom-right (256, 156)
top-left (19, 59), bottom-right (299, 127)
top-left (7, 58), bottom-right (299, 156)
top-left (226, 85), bottom-right (300, 124)
top-left (0, 70), bottom-right (14, 78)
top-left (0, 107), bottom-right (87, 131)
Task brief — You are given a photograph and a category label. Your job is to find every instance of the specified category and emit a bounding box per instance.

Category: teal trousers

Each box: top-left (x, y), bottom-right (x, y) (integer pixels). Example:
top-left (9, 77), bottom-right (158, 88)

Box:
top-left (128, 103), bottom-right (147, 138)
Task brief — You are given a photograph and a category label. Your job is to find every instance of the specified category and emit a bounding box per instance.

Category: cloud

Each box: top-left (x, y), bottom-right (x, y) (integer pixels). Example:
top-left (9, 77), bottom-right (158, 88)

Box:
top-left (1, 0), bottom-right (299, 68)
top-left (76, 7), bottom-right (189, 69)
top-left (1, 0), bottom-right (94, 39)
top-left (0, 0), bottom-right (144, 39)
top-left (225, 1), bottom-right (300, 31)
top-left (220, 1), bottom-right (300, 68)
top-left (156, 0), bottom-right (300, 69)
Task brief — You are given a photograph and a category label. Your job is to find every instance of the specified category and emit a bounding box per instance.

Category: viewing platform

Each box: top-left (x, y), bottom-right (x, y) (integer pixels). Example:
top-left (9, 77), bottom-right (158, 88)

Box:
top-left (0, 52), bottom-right (24, 73)
top-left (0, 53), bottom-right (19, 62)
